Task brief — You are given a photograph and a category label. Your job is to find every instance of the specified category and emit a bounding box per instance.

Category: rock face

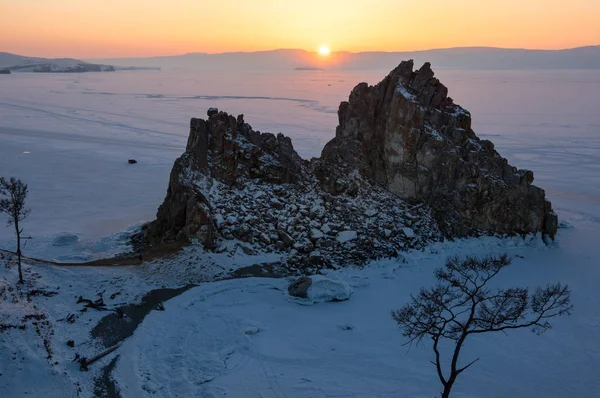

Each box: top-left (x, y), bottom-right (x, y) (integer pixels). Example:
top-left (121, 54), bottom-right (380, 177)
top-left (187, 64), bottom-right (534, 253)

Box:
top-left (138, 110), bottom-right (308, 249)
top-left (318, 60), bottom-right (557, 237)
top-left (138, 61), bottom-right (557, 270)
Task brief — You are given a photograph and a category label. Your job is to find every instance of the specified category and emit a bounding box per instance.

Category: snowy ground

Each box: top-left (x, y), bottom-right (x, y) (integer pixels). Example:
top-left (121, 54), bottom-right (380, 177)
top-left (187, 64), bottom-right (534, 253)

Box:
top-left (114, 229), bottom-right (600, 398)
top-left (1, 219), bottom-right (598, 397)
top-left (1, 68), bottom-right (599, 397)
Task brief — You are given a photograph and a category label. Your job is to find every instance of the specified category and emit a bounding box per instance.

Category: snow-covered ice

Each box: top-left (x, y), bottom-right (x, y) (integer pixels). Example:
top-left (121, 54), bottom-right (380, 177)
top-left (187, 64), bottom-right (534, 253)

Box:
top-left (112, 230), bottom-right (600, 398)
top-left (1, 68), bottom-right (600, 397)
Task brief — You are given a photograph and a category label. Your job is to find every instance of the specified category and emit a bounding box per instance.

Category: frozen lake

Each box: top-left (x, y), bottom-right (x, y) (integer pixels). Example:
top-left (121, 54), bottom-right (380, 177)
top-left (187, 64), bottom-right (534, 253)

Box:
top-left (0, 68), bottom-right (599, 256)
top-left (1, 67), bottom-right (600, 398)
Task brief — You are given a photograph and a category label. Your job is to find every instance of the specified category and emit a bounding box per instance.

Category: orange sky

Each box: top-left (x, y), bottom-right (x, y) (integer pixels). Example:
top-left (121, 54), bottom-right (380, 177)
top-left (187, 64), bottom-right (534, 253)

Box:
top-left (1, 0), bottom-right (599, 58)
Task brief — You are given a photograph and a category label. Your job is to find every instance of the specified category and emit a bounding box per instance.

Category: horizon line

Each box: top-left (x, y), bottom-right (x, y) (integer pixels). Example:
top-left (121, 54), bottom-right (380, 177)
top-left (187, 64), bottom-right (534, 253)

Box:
top-left (5, 44), bottom-right (599, 61)
top-left (90, 43), bottom-right (600, 59)
top-left (88, 44), bottom-right (600, 60)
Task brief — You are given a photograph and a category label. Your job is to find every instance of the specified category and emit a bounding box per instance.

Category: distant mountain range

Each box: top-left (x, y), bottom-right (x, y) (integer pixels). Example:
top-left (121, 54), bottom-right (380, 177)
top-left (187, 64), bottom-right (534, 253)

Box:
top-left (2, 46), bottom-right (599, 73)
top-left (0, 53), bottom-right (158, 73)
top-left (88, 46), bottom-right (600, 71)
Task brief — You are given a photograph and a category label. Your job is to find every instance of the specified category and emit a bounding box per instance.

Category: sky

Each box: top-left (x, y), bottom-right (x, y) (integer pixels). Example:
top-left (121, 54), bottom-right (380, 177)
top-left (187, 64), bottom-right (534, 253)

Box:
top-left (1, 0), bottom-right (599, 58)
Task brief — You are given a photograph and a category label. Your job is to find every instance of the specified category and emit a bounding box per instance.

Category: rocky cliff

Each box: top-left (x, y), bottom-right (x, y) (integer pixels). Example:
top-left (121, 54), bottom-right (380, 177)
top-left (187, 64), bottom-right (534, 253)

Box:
top-left (318, 60), bottom-right (557, 237)
top-left (137, 61), bottom-right (557, 269)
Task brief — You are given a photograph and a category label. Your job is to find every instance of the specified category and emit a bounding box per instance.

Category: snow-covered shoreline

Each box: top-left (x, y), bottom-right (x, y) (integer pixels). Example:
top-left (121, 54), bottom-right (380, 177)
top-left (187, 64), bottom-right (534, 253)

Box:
top-left (1, 222), bottom-right (598, 397)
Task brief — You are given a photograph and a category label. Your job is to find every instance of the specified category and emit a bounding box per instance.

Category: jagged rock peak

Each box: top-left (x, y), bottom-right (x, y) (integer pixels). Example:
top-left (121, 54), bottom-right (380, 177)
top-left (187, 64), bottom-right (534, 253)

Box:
top-left (185, 108), bottom-right (307, 184)
top-left (318, 60), bottom-right (557, 238)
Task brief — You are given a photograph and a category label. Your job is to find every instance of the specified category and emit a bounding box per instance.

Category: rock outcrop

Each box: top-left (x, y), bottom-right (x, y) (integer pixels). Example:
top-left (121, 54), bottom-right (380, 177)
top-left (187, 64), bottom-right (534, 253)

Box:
top-left (137, 61), bottom-right (557, 270)
top-left (136, 108), bottom-right (440, 270)
top-left (138, 110), bottom-right (309, 249)
top-left (318, 60), bottom-right (557, 237)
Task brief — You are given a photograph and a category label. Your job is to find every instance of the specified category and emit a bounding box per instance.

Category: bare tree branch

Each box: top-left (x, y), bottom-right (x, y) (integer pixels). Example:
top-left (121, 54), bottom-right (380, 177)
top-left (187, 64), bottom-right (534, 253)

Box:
top-left (456, 357), bottom-right (480, 375)
top-left (391, 254), bottom-right (572, 398)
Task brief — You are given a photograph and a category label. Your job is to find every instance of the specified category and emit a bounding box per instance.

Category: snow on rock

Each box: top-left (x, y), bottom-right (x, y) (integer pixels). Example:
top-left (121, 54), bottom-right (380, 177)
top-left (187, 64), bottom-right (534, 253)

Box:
top-left (242, 325), bottom-right (260, 335)
top-left (51, 233), bottom-right (79, 247)
top-left (288, 275), bottom-right (352, 303)
top-left (365, 208), bottom-right (378, 217)
top-left (401, 227), bottom-right (415, 238)
top-left (336, 230), bottom-right (357, 243)
top-left (310, 228), bottom-right (324, 240)
top-left (306, 275), bottom-right (353, 303)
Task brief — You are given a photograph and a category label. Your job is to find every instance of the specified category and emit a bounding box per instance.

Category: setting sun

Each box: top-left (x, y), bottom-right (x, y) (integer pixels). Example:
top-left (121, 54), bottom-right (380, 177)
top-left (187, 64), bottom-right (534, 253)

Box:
top-left (319, 45), bottom-right (330, 56)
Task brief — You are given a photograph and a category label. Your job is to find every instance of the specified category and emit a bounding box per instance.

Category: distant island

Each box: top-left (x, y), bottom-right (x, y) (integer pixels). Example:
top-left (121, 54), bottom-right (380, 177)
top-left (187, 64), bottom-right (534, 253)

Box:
top-left (0, 52), bottom-right (153, 73)
top-left (9, 63), bottom-right (115, 73)
top-left (113, 66), bottom-right (161, 71)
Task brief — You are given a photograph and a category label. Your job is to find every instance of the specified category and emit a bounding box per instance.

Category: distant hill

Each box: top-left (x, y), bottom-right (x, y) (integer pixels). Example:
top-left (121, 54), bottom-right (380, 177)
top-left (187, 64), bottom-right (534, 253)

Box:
top-left (89, 46), bottom-right (600, 71)
top-left (0, 52), bottom-right (115, 73)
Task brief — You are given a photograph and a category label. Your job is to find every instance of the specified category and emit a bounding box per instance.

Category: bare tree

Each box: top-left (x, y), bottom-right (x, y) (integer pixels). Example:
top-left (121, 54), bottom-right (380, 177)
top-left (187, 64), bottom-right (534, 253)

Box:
top-left (391, 254), bottom-right (573, 398)
top-left (0, 177), bottom-right (31, 284)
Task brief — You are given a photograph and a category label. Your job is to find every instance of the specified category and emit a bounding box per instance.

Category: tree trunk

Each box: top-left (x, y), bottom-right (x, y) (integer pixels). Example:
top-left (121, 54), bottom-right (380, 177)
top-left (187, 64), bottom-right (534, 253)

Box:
top-left (15, 219), bottom-right (23, 284)
top-left (441, 381), bottom-right (454, 398)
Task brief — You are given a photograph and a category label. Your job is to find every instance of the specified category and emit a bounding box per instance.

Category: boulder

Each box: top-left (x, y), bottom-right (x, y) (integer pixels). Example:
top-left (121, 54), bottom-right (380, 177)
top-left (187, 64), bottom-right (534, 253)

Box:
top-left (52, 233), bottom-right (79, 247)
top-left (288, 275), bottom-right (353, 302)
top-left (288, 276), bottom-right (312, 298)
top-left (306, 275), bottom-right (352, 302)
top-left (278, 230), bottom-right (296, 247)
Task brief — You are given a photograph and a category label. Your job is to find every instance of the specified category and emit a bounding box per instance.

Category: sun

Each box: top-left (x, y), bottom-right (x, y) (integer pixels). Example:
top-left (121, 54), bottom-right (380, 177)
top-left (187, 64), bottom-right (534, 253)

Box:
top-left (318, 45), bottom-right (330, 56)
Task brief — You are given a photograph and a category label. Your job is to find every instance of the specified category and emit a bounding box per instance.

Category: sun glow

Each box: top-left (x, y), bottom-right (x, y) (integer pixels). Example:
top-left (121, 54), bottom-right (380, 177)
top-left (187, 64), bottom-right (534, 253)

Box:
top-left (0, 1), bottom-right (597, 58)
top-left (319, 45), bottom-right (330, 56)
